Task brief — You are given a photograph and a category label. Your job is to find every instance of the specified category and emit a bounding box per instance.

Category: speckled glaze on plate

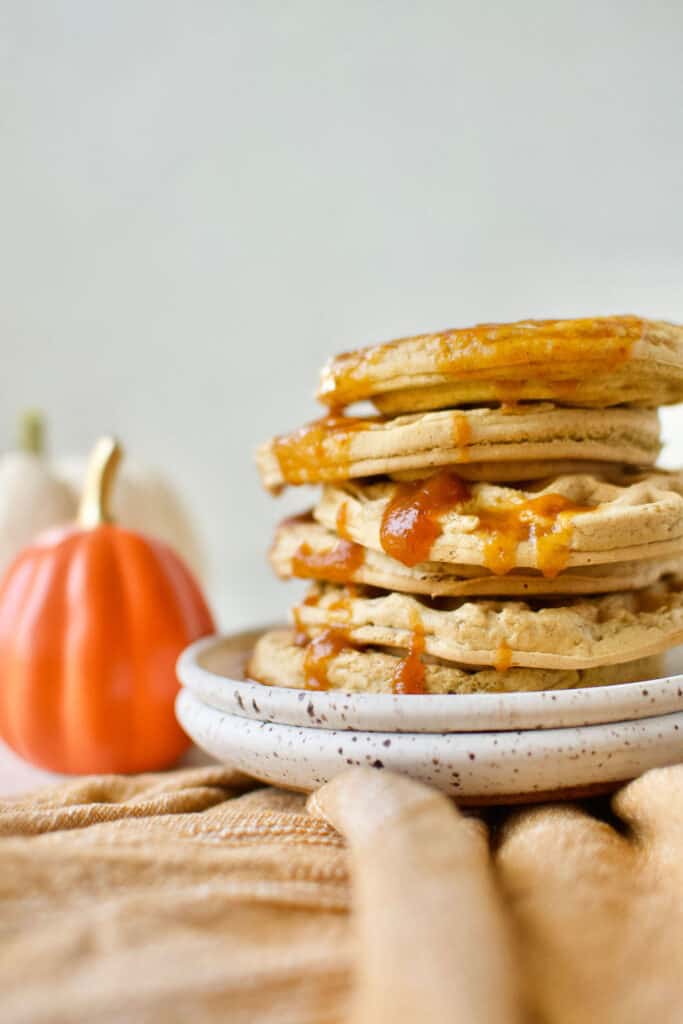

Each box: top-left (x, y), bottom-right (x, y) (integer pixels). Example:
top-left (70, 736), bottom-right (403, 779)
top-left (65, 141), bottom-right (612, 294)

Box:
top-left (175, 687), bottom-right (683, 804)
top-left (177, 631), bottom-right (683, 734)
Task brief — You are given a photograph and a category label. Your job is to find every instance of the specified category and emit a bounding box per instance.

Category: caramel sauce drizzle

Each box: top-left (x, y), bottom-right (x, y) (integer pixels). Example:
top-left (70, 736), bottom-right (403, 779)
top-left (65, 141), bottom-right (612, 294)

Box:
top-left (477, 493), bottom-right (594, 578)
top-left (379, 470), bottom-right (595, 577)
top-left (451, 412), bottom-right (471, 456)
top-left (336, 501), bottom-right (352, 539)
top-left (291, 537), bottom-right (364, 584)
top-left (272, 414), bottom-right (377, 484)
top-left (302, 628), bottom-right (350, 690)
top-left (431, 317), bottom-right (635, 386)
top-left (327, 585), bottom-right (358, 617)
top-left (295, 583), bottom-right (358, 623)
top-left (295, 590), bottom-right (429, 694)
top-left (292, 591), bottom-right (320, 646)
top-left (379, 470), bottom-right (472, 567)
top-left (494, 641), bottom-right (513, 673)
top-left (391, 611), bottom-right (427, 694)
top-left (319, 316), bottom-right (639, 407)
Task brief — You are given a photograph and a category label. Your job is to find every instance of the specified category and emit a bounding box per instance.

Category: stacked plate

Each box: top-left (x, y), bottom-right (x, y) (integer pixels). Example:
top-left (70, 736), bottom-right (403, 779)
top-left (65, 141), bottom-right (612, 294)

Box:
top-left (176, 630), bottom-right (683, 804)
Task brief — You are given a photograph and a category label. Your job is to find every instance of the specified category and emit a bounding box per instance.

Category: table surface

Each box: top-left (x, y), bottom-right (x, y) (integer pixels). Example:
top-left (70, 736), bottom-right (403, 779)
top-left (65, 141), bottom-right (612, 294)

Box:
top-left (0, 739), bottom-right (214, 798)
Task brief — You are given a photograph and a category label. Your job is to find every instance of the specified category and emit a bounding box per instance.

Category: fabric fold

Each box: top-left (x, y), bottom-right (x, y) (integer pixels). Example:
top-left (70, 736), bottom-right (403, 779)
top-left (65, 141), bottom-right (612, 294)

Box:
top-left (4, 761), bottom-right (683, 1023)
top-left (0, 765), bottom-right (253, 836)
top-left (308, 767), bottom-right (522, 1024)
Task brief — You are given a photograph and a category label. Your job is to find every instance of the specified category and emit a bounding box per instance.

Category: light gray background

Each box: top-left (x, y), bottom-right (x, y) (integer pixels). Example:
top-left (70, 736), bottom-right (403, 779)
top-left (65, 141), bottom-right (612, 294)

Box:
top-left (2, 1), bottom-right (682, 630)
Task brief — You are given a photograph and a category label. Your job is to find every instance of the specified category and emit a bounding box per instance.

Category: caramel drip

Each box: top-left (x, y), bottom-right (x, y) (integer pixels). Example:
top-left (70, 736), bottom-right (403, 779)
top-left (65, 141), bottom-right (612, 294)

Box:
top-left (315, 583), bottom-right (358, 619)
top-left (292, 615), bottom-right (308, 647)
top-left (291, 537), bottom-right (364, 584)
top-left (302, 629), bottom-right (350, 690)
top-left (438, 316), bottom-right (638, 377)
top-left (319, 316), bottom-right (639, 408)
top-left (292, 591), bottom-right (320, 646)
top-left (391, 611), bottom-right (427, 694)
top-left (272, 414), bottom-right (377, 484)
top-left (493, 378), bottom-right (524, 404)
top-left (477, 493), bottom-right (595, 578)
top-left (451, 413), bottom-right (471, 458)
top-left (336, 501), bottom-right (351, 539)
top-left (380, 471), bottom-right (471, 567)
top-left (494, 641), bottom-right (513, 673)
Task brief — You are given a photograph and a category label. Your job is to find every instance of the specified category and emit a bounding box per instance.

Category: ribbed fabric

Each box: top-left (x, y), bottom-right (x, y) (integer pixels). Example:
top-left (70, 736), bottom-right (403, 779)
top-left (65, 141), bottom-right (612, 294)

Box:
top-left (2, 764), bottom-right (682, 1023)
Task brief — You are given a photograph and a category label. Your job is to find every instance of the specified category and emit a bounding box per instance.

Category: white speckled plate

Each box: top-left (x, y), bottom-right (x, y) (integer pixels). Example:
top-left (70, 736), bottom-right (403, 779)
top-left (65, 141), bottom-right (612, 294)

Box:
top-left (175, 688), bottom-right (683, 804)
top-left (177, 631), bottom-right (683, 733)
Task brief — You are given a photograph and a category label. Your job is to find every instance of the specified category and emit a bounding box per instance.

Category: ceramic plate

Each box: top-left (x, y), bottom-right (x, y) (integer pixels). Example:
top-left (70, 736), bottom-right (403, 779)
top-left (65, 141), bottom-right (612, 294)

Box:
top-left (175, 688), bottom-right (683, 804)
top-left (177, 631), bottom-right (683, 733)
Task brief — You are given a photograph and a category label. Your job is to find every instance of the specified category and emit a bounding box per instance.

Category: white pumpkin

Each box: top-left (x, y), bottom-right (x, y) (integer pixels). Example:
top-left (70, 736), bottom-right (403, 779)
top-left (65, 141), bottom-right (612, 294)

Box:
top-left (0, 414), bottom-right (77, 576)
top-left (1, 413), bottom-right (206, 584)
top-left (57, 456), bottom-right (205, 582)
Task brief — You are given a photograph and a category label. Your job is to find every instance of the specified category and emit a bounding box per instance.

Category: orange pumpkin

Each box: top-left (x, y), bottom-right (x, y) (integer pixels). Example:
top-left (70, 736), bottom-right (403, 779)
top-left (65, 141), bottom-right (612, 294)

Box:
top-left (0, 437), bottom-right (215, 774)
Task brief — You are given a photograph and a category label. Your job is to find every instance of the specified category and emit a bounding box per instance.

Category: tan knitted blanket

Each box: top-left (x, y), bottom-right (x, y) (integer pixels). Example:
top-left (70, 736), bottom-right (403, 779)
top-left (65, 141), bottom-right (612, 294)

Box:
top-left (1, 763), bottom-right (682, 1023)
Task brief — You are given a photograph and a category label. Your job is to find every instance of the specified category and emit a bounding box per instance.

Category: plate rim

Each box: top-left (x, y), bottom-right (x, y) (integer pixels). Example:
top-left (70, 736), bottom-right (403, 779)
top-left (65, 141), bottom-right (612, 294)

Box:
top-left (175, 688), bottom-right (683, 802)
top-left (177, 629), bottom-right (683, 734)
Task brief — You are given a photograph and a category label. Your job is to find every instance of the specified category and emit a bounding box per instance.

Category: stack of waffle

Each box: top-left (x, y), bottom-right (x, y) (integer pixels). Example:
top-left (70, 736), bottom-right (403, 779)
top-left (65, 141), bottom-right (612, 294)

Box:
top-left (252, 316), bottom-right (683, 695)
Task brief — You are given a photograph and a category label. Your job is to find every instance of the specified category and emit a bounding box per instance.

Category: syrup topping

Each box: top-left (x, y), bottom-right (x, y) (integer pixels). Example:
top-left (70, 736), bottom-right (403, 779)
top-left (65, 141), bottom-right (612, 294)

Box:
top-left (327, 584), bottom-right (359, 617)
top-left (291, 537), bottom-right (364, 584)
top-left (451, 412), bottom-right (472, 453)
top-left (336, 500), bottom-right (352, 539)
top-left (272, 414), bottom-right (378, 484)
top-left (391, 610), bottom-right (427, 694)
top-left (292, 591), bottom-right (320, 646)
top-left (476, 493), bottom-right (595, 578)
top-left (380, 470), bottom-right (472, 567)
top-left (302, 629), bottom-right (350, 690)
top-left (494, 641), bottom-right (513, 673)
top-left (318, 316), bottom-right (639, 407)
top-left (379, 471), bottom-right (595, 576)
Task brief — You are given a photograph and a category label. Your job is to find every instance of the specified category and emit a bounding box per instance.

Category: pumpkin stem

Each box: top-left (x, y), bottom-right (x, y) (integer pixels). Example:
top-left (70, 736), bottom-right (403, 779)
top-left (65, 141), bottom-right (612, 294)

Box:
top-left (78, 437), bottom-right (123, 528)
top-left (18, 410), bottom-right (45, 456)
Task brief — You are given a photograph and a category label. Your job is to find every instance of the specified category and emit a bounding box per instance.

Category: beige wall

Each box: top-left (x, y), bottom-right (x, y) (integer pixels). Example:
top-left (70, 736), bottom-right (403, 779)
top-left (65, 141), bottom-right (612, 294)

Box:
top-left (2, 1), bottom-right (683, 629)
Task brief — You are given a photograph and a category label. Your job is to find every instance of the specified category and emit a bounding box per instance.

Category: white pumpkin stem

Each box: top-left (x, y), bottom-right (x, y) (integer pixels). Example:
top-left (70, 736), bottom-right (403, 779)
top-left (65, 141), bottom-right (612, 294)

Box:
top-left (19, 410), bottom-right (45, 456)
top-left (78, 437), bottom-right (123, 528)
